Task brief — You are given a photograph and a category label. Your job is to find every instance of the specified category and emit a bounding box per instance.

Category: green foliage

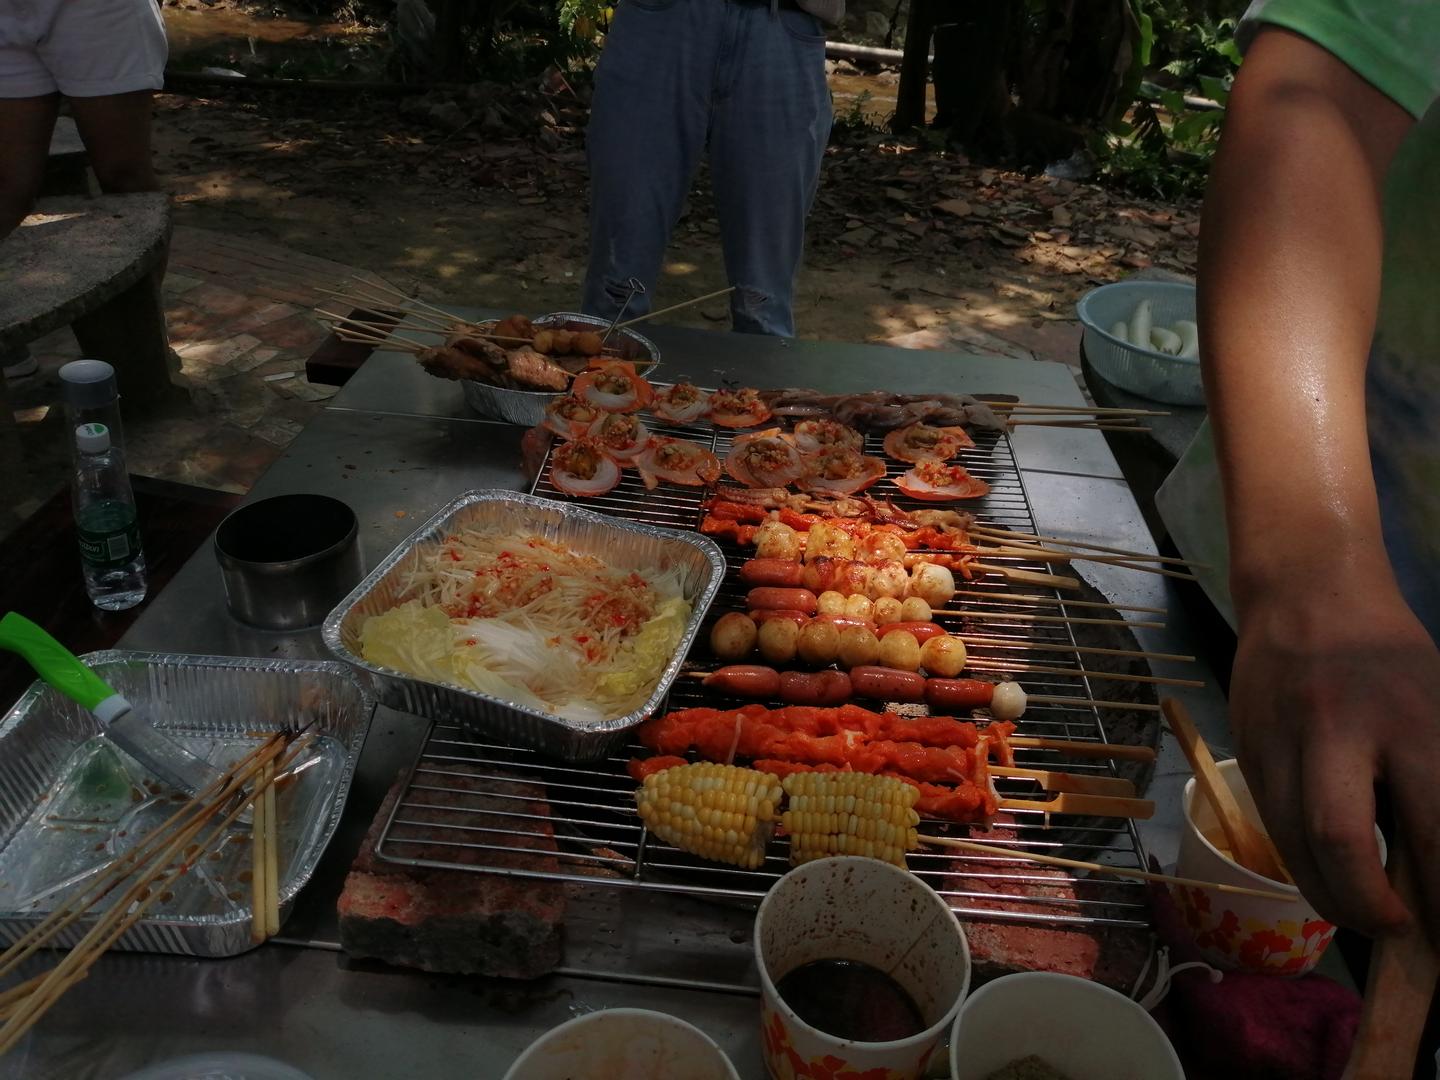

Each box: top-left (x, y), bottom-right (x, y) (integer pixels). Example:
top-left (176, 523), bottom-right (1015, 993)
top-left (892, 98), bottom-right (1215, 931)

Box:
top-left (1097, 0), bottom-right (1239, 198)
top-left (832, 90), bottom-right (889, 136)
top-left (557, 0), bottom-right (611, 38)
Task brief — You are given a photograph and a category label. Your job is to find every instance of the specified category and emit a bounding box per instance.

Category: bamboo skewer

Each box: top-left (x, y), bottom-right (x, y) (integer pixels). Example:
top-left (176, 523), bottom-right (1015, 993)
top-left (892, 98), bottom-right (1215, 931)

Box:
top-left (1343, 849), bottom-right (1438, 1080)
top-left (313, 291), bottom-right (455, 332)
top-left (920, 835), bottom-right (1293, 903)
top-left (1008, 421), bottom-right (1153, 433)
top-left (937, 608), bottom-right (1164, 630)
top-left (1025, 694), bottom-right (1161, 714)
top-left (1008, 734), bottom-right (1155, 761)
top-left (968, 563), bottom-right (1080, 590)
top-left (263, 760), bottom-right (280, 938)
top-left (610, 286), bottom-right (736, 331)
top-left (250, 767), bottom-right (269, 945)
top-left (975, 544), bottom-right (1198, 582)
top-left (956, 634), bottom-right (1193, 663)
top-left (949, 588), bottom-right (1167, 616)
top-left (1163, 699), bottom-right (1290, 883)
top-left (0, 737), bottom-right (279, 984)
top-left (999, 792), bottom-right (1154, 820)
top-left (992, 767), bottom-right (1135, 798)
top-left (0, 735), bottom-right (307, 1054)
top-left (988, 402), bottom-right (1170, 417)
top-left (963, 659), bottom-right (1203, 689)
top-left (971, 525), bottom-right (1205, 570)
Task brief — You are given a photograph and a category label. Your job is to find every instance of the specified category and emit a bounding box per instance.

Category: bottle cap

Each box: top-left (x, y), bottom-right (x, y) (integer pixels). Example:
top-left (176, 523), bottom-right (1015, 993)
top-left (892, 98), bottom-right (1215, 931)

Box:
top-left (75, 422), bottom-right (111, 453)
top-left (59, 359), bottom-right (118, 408)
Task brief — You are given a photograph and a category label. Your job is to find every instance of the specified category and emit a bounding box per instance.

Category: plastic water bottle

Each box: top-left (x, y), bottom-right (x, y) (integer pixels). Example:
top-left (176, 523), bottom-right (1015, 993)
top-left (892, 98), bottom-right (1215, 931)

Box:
top-left (60, 360), bottom-right (148, 611)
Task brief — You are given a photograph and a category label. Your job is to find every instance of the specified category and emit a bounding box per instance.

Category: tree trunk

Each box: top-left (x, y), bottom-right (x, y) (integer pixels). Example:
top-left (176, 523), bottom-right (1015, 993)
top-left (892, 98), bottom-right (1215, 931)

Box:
top-left (931, 1), bottom-right (1015, 147)
top-left (891, 0), bottom-right (936, 134)
top-left (431, 0), bottom-right (468, 81)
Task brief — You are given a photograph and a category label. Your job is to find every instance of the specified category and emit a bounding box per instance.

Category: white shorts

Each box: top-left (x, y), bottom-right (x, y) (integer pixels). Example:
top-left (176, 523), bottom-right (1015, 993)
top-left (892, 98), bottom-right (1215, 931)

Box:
top-left (0, 0), bottom-right (168, 98)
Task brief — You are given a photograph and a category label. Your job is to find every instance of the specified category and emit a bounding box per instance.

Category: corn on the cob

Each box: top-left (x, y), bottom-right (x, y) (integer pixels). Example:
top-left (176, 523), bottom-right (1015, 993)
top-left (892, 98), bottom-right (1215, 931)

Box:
top-left (635, 763), bottom-right (783, 869)
top-left (781, 772), bottom-right (920, 867)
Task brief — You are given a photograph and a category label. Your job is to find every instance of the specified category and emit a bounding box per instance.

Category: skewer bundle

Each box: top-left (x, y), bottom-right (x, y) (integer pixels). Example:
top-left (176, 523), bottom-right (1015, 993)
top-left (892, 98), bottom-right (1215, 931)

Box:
top-left (0, 732), bottom-right (308, 1054)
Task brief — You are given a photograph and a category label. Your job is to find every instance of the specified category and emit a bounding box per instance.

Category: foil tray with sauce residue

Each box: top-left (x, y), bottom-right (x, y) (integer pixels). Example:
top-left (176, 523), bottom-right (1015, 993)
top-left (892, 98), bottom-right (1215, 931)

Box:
top-left (322, 489), bottom-right (725, 762)
top-left (0, 652), bottom-right (374, 957)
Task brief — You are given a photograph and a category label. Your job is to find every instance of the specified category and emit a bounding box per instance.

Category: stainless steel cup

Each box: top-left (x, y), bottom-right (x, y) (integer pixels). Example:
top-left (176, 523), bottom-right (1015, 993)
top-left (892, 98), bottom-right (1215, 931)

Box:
top-left (215, 494), bottom-right (362, 631)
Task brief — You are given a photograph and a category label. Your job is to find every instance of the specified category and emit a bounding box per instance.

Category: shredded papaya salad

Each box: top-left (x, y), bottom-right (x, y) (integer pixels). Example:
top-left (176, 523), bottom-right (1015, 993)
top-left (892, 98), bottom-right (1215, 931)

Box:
top-left (360, 527), bottom-right (691, 724)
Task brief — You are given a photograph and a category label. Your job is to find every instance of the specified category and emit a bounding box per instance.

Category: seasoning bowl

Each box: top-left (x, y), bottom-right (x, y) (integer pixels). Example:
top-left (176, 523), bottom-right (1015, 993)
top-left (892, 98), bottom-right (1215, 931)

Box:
top-left (215, 493), bottom-right (363, 631)
top-left (502, 1008), bottom-right (739, 1080)
top-left (949, 972), bottom-right (1183, 1080)
top-left (462, 312), bottom-right (661, 427)
top-left (1173, 758), bottom-right (1384, 976)
top-left (754, 856), bottom-right (971, 1080)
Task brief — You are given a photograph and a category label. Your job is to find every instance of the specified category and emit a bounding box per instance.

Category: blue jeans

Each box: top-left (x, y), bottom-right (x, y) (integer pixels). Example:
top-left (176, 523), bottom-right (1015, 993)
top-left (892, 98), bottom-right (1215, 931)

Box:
top-left (581, 0), bottom-right (832, 338)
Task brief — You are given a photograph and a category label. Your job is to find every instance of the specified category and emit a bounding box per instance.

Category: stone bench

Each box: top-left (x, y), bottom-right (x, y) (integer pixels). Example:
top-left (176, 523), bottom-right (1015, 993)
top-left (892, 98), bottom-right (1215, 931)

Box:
top-left (0, 192), bottom-right (175, 401)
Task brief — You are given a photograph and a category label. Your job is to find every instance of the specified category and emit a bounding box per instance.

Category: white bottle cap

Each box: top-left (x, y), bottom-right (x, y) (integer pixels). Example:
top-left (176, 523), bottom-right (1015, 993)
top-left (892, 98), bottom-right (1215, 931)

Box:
top-left (76, 422), bottom-right (111, 453)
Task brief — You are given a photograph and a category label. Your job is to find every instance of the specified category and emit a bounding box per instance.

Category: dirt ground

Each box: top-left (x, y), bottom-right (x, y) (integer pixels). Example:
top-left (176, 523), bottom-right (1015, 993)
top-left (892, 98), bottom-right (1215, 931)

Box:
top-left (150, 9), bottom-right (1200, 363)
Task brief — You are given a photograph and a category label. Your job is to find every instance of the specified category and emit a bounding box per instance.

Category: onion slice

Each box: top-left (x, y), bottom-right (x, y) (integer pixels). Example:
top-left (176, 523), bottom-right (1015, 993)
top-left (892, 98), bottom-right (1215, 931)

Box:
top-left (543, 393), bottom-right (604, 440)
top-left (883, 423), bottom-right (973, 463)
top-left (588, 412), bottom-right (650, 462)
top-left (550, 436), bottom-right (622, 497)
top-left (708, 388), bottom-right (772, 428)
top-left (797, 447), bottom-right (887, 495)
top-left (894, 459), bottom-right (991, 501)
top-left (791, 418), bottom-right (864, 454)
top-left (634, 436), bottom-right (722, 489)
top-left (652, 382), bottom-right (711, 424)
top-left (725, 429), bottom-right (805, 488)
top-left (572, 360), bottom-right (655, 414)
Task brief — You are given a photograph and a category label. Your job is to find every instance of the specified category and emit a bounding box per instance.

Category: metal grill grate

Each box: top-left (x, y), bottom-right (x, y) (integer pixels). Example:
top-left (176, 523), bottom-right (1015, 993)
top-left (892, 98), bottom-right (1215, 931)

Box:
top-left (375, 396), bottom-right (1155, 928)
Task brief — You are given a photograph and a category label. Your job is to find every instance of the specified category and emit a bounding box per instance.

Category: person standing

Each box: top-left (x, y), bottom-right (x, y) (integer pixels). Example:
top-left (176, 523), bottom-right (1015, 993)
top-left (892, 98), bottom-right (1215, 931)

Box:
top-left (0, 0), bottom-right (168, 377)
top-left (1187, 0), bottom-right (1440, 952)
top-left (581, 0), bottom-right (841, 338)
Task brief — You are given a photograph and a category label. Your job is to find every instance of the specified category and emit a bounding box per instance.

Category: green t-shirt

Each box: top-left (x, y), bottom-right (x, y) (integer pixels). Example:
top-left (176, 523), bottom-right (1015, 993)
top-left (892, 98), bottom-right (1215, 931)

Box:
top-left (1156, 0), bottom-right (1440, 635)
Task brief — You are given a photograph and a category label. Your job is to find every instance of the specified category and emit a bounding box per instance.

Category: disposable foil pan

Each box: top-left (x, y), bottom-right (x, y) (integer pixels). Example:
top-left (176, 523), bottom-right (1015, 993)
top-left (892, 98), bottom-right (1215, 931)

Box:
top-left (322, 489), bottom-right (725, 761)
top-left (461, 312), bottom-right (661, 427)
top-left (0, 653), bottom-right (374, 958)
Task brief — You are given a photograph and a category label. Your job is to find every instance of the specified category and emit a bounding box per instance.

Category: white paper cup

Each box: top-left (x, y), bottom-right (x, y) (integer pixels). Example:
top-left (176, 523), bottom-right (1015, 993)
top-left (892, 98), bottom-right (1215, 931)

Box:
top-left (949, 972), bottom-right (1183, 1080)
top-left (754, 856), bottom-right (971, 1080)
top-left (1173, 758), bottom-right (1385, 976)
top-left (501, 1008), bottom-right (739, 1080)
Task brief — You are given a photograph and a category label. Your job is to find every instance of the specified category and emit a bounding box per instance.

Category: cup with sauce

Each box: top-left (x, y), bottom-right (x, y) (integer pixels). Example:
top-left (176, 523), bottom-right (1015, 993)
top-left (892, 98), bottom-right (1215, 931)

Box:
top-left (754, 856), bottom-right (971, 1080)
top-left (1173, 758), bottom-right (1386, 976)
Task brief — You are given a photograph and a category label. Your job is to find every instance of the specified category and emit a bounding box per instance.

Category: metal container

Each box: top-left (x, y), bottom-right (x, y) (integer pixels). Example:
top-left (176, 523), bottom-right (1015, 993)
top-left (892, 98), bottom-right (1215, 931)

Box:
top-left (322, 489), bottom-right (725, 762)
top-left (215, 493), bottom-right (364, 631)
top-left (461, 312), bottom-right (661, 427)
top-left (0, 652), bottom-right (374, 957)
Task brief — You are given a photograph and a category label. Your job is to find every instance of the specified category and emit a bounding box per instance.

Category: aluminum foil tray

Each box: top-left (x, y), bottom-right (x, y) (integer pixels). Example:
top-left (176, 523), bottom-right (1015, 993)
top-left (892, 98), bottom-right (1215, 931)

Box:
top-left (322, 489), bottom-right (725, 762)
top-left (461, 312), bottom-right (660, 427)
top-left (0, 652), bottom-right (374, 958)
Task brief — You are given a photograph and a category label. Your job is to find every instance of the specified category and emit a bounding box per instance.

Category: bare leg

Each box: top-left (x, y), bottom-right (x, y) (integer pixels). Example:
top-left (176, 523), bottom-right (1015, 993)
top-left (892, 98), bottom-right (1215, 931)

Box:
top-left (0, 94), bottom-right (61, 238)
top-left (68, 89), bottom-right (158, 194)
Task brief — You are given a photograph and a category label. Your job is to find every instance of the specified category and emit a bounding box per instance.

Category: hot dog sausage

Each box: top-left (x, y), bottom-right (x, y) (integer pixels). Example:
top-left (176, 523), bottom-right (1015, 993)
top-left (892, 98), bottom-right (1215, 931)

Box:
top-left (849, 665), bottom-right (927, 702)
top-left (739, 558), bottom-right (807, 587)
top-left (703, 665), bottom-right (780, 698)
top-left (746, 587), bottom-right (819, 614)
top-left (778, 670), bottom-right (853, 706)
top-left (875, 621), bottom-right (948, 643)
top-left (924, 678), bottom-right (996, 711)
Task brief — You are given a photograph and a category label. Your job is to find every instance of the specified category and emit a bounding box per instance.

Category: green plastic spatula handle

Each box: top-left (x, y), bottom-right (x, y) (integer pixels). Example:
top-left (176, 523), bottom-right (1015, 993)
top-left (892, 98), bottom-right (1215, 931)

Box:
top-left (0, 611), bottom-right (118, 712)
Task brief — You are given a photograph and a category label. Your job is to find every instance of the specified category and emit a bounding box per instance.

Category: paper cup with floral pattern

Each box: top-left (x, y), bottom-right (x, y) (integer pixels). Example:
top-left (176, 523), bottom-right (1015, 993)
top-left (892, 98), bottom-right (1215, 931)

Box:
top-left (754, 856), bottom-right (971, 1080)
top-left (1174, 758), bottom-right (1385, 976)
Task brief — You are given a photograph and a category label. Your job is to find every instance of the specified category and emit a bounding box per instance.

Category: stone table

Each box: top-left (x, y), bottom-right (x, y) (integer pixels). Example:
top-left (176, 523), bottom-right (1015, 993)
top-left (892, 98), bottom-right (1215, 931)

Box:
top-left (0, 192), bottom-right (174, 402)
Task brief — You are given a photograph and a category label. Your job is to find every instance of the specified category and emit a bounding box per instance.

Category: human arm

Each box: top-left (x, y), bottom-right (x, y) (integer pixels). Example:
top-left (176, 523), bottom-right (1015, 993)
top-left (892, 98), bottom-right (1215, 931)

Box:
top-left (1198, 24), bottom-right (1437, 935)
